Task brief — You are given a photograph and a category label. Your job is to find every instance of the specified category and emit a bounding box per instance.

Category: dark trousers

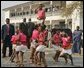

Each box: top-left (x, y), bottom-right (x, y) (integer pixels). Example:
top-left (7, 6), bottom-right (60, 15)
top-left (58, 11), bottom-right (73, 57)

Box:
top-left (27, 36), bottom-right (31, 49)
top-left (2, 35), bottom-right (12, 57)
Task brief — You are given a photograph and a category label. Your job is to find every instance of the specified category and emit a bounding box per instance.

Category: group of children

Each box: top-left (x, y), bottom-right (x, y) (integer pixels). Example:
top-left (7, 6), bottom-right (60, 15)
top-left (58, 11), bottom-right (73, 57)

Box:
top-left (30, 24), bottom-right (47, 67)
top-left (51, 31), bottom-right (73, 65)
top-left (9, 3), bottom-right (74, 67)
top-left (10, 27), bottom-right (28, 67)
top-left (10, 4), bottom-right (47, 67)
top-left (10, 24), bottom-right (48, 67)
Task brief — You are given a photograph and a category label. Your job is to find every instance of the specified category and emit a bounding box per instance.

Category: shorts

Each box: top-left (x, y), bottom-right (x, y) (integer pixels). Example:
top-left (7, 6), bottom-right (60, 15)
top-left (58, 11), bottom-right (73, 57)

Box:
top-left (15, 44), bottom-right (28, 52)
top-left (60, 48), bottom-right (72, 56)
top-left (31, 40), bottom-right (38, 48)
top-left (52, 44), bottom-right (61, 51)
top-left (36, 45), bottom-right (46, 52)
top-left (12, 44), bottom-right (17, 50)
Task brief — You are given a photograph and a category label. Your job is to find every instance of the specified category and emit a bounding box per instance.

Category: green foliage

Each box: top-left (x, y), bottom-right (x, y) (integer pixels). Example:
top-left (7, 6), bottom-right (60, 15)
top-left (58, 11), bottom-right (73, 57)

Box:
top-left (61, 1), bottom-right (83, 17)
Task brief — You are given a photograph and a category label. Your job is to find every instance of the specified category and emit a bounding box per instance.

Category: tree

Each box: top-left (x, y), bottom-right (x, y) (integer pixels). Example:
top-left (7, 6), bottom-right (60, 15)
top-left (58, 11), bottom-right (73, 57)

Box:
top-left (61, 1), bottom-right (83, 17)
top-left (60, 1), bottom-right (83, 28)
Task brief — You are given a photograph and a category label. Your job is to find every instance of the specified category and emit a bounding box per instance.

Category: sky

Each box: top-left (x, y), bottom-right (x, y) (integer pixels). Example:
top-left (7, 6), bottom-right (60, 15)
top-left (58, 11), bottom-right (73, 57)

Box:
top-left (1, 1), bottom-right (29, 26)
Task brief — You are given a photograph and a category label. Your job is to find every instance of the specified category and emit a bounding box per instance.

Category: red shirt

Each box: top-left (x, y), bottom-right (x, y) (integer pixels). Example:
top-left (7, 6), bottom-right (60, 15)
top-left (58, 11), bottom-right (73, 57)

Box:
top-left (19, 32), bottom-right (27, 45)
top-left (11, 35), bottom-right (19, 44)
top-left (37, 9), bottom-right (45, 20)
top-left (38, 31), bottom-right (45, 45)
top-left (62, 36), bottom-right (71, 48)
top-left (53, 33), bottom-right (61, 45)
top-left (31, 29), bottom-right (39, 40)
top-left (44, 30), bottom-right (48, 37)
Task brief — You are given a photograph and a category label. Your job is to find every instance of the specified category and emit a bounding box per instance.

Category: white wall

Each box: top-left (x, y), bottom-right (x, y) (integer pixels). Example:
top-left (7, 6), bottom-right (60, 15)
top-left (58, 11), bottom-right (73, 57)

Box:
top-left (66, 1), bottom-right (83, 32)
top-left (5, 11), bottom-right (10, 20)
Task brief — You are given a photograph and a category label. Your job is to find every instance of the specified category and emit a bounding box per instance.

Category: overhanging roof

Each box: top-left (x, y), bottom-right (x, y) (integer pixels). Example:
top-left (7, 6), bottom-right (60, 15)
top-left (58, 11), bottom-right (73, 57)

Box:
top-left (2, 1), bottom-right (49, 11)
top-left (2, 1), bottom-right (31, 11)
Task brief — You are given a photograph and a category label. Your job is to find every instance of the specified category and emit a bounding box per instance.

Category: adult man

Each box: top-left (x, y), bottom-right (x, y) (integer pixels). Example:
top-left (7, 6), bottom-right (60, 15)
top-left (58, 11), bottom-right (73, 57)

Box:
top-left (19, 18), bottom-right (28, 36)
top-left (27, 18), bottom-right (35, 49)
top-left (1, 18), bottom-right (15, 58)
top-left (72, 26), bottom-right (82, 55)
top-left (19, 18), bottom-right (29, 49)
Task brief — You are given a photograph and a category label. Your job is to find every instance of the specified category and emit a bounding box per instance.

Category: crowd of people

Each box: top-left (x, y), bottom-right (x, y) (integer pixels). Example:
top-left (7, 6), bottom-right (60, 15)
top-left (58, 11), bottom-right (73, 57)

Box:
top-left (1, 4), bottom-right (82, 67)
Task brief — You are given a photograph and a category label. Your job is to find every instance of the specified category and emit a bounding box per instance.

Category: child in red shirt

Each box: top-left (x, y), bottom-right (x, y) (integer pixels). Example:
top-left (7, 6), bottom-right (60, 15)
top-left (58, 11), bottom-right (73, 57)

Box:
top-left (52, 31), bottom-right (61, 46)
top-left (34, 25), bottom-right (47, 67)
top-left (30, 25), bottom-right (39, 63)
top-left (60, 33), bottom-right (73, 65)
top-left (36, 4), bottom-right (46, 25)
top-left (52, 31), bottom-right (62, 62)
top-left (60, 33), bottom-right (72, 55)
top-left (10, 27), bottom-right (19, 62)
top-left (15, 30), bottom-right (28, 67)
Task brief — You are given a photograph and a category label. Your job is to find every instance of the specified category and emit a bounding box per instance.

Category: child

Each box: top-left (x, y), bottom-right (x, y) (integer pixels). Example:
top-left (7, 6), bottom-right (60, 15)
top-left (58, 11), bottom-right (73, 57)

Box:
top-left (36, 4), bottom-right (46, 25)
top-left (60, 33), bottom-right (73, 65)
top-left (52, 31), bottom-right (62, 62)
top-left (15, 29), bottom-right (28, 67)
top-left (34, 25), bottom-right (47, 67)
top-left (30, 25), bottom-right (39, 63)
top-left (10, 27), bottom-right (19, 62)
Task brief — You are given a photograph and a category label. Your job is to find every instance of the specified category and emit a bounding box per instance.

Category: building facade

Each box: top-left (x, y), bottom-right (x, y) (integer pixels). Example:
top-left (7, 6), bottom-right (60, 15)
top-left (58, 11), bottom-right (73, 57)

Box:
top-left (3, 1), bottom-right (83, 32)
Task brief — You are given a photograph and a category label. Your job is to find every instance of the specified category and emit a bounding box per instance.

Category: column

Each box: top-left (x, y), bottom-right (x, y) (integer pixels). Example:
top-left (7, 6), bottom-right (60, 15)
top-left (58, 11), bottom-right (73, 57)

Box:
top-left (50, 1), bottom-right (53, 16)
top-left (14, 9), bottom-right (17, 28)
top-left (65, 17), bottom-right (68, 28)
top-left (29, 5), bottom-right (32, 18)
top-left (48, 20), bottom-right (52, 48)
top-left (21, 7), bottom-right (23, 19)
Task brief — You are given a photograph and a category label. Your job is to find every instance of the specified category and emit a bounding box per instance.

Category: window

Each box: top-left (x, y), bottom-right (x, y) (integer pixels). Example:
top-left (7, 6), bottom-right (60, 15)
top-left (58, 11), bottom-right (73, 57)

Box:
top-left (17, 13), bottom-right (20, 16)
top-left (23, 12), bottom-right (25, 15)
top-left (20, 12), bottom-right (22, 15)
top-left (15, 13), bottom-right (18, 16)
top-left (26, 11), bottom-right (29, 15)
top-left (45, 8), bottom-right (48, 12)
top-left (54, 25), bottom-right (59, 28)
top-left (35, 9), bottom-right (37, 14)
top-left (10, 13), bottom-right (13, 17)
top-left (13, 13), bottom-right (15, 16)
top-left (48, 8), bottom-right (50, 12)
top-left (31, 10), bottom-right (33, 14)
top-left (59, 21), bottom-right (65, 29)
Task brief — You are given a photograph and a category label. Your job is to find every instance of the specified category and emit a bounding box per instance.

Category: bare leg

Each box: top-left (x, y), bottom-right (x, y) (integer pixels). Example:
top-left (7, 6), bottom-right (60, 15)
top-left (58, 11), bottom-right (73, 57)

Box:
top-left (37, 52), bottom-right (41, 65)
top-left (30, 47), bottom-right (35, 63)
top-left (15, 51), bottom-right (19, 65)
top-left (10, 49), bottom-right (15, 62)
top-left (19, 51), bottom-right (24, 67)
top-left (42, 52), bottom-right (47, 67)
top-left (34, 51), bottom-right (39, 64)
top-left (53, 50), bottom-right (61, 62)
top-left (69, 54), bottom-right (74, 65)
top-left (61, 53), bottom-right (68, 64)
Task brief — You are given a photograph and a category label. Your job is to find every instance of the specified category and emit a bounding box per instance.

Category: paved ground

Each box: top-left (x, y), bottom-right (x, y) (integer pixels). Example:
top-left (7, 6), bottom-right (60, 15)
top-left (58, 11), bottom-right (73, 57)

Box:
top-left (1, 44), bottom-right (83, 67)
